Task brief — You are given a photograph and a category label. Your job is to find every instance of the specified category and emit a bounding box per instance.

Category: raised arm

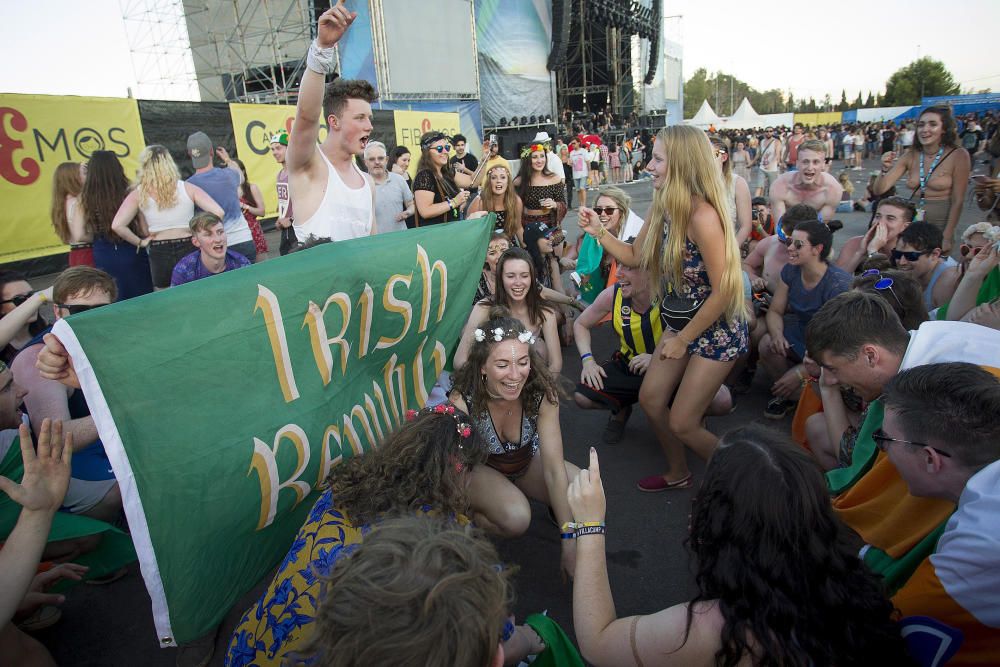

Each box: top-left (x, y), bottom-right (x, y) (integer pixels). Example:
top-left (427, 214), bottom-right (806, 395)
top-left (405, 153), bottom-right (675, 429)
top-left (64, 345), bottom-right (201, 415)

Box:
top-left (453, 303), bottom-right (490, 370)
top-left (946, 246), bottom-right (999, 321)
top-left (818, 177), bottom-right (844, 222)
top-left (0, 290), bottom-right (51, 351)
top-left (12, 347), bottom-right (98, 449)
top-left (184, 183), bottom-right (225, 219)
top-left (872, 150), bottom-right (907, 195)
top-left (288, 2), bottom-right (356, 175)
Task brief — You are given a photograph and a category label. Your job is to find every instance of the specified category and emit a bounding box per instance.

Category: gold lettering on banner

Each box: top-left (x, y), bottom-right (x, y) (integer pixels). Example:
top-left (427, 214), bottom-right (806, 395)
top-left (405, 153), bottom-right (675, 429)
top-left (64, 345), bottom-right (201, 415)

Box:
top-left (357, 283), bottom-right (374, 359)
top-left (416, 244), bottom-right (447, 332)
top-left (382, 353), bottom-right (407, 426)
top-left (376, 273), bottom-right (413, 350)
top-left (303, 292), bottom-right (352, 385)
top-left (342, 404), bottom-right (374, 457)
top-left (412, 338), bottom-right (448, 406)
top-left (248, 425), bottom-right (312, 530)
top-left (254, 285), bottom-right (300, 403)
top-left (315, 425), bottom-right (343, 489)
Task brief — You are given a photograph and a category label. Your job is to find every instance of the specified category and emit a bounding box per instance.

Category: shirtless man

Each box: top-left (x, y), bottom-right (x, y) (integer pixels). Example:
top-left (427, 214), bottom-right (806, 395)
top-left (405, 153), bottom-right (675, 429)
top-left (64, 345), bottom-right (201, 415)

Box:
top-left (743, 203), bottom-right (821, 295)
top-left (836, 196), bottom-right (915, 274)
top-left (769, 140), bottom-right (843, 223)
top-left (288, 1), bottom-right (377, 242)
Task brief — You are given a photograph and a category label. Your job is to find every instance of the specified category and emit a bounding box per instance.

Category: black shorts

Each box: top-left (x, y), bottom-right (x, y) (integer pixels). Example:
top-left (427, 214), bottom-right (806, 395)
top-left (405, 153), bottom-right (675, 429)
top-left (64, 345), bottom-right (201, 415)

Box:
top-left (575, 353), bottom-right (643, 412)
top-left (148, 237), bottom-right (193, 288)
top-left (590, 161), bottom-right (599, 170)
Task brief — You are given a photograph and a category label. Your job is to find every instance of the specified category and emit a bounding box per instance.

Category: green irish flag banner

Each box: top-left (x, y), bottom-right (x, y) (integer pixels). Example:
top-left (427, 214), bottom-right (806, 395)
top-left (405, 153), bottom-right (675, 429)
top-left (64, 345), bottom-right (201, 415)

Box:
top-left (54, 220), bottom-right (491, 646)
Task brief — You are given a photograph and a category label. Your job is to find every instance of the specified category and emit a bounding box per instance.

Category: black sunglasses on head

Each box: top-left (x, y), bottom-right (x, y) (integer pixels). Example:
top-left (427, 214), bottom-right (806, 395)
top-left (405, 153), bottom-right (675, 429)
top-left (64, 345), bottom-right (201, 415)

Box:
top-left (0, 292), bottom-right (34, 307)
top-left (55, 303), bottom-right (107, 315)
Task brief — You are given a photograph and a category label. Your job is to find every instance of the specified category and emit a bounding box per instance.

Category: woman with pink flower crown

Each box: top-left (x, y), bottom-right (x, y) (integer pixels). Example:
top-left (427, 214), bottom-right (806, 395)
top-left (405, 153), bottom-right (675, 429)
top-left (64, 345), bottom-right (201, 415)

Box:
top-left (450, 309), bottom-right (581, 580)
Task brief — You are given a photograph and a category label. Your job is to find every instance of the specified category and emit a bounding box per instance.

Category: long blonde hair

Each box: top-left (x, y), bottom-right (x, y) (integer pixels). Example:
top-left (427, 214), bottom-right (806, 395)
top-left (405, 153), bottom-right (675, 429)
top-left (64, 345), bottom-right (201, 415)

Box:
top-left (480, 164), bottom-right (521, 239)
top-left (49, 162), bottom-right (83, 244)
top-left (135, 145), bottom-right (180, 210)
top-left (640, 126), bottom-right (747, 322)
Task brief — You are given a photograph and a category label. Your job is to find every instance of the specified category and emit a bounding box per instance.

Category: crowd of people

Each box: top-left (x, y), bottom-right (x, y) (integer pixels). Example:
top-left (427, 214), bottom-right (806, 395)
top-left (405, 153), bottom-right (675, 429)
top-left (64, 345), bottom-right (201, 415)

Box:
top-left (2, 4), bottom-right (1000, 666)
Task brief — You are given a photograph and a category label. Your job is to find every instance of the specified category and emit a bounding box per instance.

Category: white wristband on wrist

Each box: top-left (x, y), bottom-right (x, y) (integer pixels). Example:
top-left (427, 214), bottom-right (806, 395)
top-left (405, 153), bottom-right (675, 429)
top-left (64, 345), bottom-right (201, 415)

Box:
top-left (306, 40), bottom-right (337, 75)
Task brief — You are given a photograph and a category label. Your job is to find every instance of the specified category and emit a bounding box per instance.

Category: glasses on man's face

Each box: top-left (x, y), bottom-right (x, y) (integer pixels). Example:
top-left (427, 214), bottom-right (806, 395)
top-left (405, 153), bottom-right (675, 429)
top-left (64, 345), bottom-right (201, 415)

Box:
top-left (55, 303), bottom-right (107, 315)
top-left (781, 238), bottom-right (811, 250)
top-left (430, 145), bottom-right (452, 154)
top-left (593, 207), bottom-right (619, 216)
top-left (872, 428), bottom-right (951, 458)
top-left (0, 292), bottom-right (34, 307)
top-left (891, 249), bottom-right (929, 263)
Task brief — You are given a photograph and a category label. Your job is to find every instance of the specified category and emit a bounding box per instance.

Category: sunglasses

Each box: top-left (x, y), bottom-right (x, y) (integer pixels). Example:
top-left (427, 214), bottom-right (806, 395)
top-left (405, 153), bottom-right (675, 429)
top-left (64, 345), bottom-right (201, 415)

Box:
top-left (593, 207), bottom-right (619, 216)
top-left (55, 302), bottom-right (107, 315)
top-left (959, 244), bottom-right (984, 257)
top-left (430, 144), bottom-right (452, 154)
top-left (0, 292), bottom-right (34, 306)
top-left (872, 428), bottom-right (951, 458)
top-left (890, 249), bottom-right (929, 263)
top-left (782, 239), bottom-right (811, 250)
top-left (713, 148), bottom-right (727, 157)
top-left (859, 270), bottom-right (903, 309)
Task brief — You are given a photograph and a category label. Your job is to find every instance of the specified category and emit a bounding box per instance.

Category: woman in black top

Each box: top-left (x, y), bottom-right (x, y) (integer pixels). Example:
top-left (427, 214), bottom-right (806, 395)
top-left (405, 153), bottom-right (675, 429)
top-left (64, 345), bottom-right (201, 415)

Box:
top-left (412, 132), bottom-right (474, 226)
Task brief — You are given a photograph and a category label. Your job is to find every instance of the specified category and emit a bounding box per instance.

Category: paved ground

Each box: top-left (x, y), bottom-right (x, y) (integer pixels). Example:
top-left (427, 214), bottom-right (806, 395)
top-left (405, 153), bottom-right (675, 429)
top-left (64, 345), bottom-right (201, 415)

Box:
top-left (31, 156), bottom-right (990, 665)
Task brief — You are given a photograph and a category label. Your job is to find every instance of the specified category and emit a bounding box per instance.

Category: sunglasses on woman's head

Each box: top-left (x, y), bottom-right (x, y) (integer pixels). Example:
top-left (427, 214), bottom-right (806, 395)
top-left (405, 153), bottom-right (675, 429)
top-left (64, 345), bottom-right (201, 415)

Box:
top-left (860, 270), bottom-right (903, 309)
top-left (430, 144), bottom-right (452, 154)
top-left (0, 292), bottom-right (34, 306)
top-left (890, 249), bottom-right (929, 263)
top-left (593, 207), bottom-right (619, 216)
top-left (545, 230), bottom-right (566, 245)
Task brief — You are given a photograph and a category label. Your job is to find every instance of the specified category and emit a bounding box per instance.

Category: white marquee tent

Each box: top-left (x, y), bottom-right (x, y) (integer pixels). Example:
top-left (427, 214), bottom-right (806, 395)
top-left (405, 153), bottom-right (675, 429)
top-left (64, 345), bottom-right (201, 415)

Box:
top-left (685, 100), bottom-right (721, 129)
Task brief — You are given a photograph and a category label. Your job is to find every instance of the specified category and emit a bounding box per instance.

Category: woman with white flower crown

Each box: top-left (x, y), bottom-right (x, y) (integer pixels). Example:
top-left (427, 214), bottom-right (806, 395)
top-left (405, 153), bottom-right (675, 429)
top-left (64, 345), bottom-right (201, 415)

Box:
top-left (450, 308), bottom-right (580, 579)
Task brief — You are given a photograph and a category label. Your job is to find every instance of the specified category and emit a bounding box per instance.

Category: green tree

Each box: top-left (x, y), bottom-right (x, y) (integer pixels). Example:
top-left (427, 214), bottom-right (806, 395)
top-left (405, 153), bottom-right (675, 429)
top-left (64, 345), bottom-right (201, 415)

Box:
top-left (684, 68), bottom-right (710, 118)
top-left (786, 93), bottom-right (795, 113)
top-left (852, 91), bottom-right (864, 109)
top-left (864, 91), bottom-right (875, 108)
top-left (882, 57), bottom-right (959, 106)
top-left (837, 89), bottom-right (849, 111)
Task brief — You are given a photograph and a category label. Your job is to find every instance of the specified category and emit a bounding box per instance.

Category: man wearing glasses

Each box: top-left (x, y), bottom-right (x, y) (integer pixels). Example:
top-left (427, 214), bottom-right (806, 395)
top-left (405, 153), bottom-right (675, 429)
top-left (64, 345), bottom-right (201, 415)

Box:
top-left (891, 222), bottom-right (960, 311)
top-left (836, 196), bottom-right (916, 274)
top-left (10, 267), bottom-right (120, 523)
top-left (365, 140), bottom-right (414, 235)
top-left (881, 363), bottom-right (1000, 665)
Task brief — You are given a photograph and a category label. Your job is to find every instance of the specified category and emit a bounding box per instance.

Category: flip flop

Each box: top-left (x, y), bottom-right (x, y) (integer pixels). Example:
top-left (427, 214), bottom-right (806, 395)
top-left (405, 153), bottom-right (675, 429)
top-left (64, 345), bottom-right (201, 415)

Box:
top-left (637, 473), bottom-right (693, 492)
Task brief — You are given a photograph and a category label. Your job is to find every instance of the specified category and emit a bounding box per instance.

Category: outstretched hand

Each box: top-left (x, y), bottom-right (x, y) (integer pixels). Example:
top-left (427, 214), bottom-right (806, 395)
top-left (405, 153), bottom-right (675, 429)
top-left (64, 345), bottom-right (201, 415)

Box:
top-left (0, 420), bottom-right (72, 514)
top-left (317, 1), bottom-right (357, 48)
top-left (577, 207), bottom-right (601, 236)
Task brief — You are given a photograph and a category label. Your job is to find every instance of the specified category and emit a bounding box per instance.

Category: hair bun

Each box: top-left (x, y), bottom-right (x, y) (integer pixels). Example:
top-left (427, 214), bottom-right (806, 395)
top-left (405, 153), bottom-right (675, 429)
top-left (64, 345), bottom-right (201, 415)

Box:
top-left (826, 219), bottom-right (843, 233)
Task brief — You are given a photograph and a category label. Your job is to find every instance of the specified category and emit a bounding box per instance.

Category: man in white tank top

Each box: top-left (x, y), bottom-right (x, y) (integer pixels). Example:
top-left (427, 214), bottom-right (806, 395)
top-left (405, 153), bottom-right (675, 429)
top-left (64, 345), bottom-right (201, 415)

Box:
top-left (288, 2), bottom-right (377, 243)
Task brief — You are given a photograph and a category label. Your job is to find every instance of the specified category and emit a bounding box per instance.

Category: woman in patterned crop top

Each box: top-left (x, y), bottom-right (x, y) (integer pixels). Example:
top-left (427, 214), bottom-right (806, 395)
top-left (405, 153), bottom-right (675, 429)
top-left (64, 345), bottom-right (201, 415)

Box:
top-left (450, 311), bottom-right (580, 579)
top-left (514, 144), bottom-right (567, 229)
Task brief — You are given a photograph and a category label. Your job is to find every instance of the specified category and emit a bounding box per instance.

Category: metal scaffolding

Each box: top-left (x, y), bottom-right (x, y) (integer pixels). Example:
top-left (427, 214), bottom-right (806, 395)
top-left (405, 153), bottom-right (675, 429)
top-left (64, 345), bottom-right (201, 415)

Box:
top-left (121, 0), bottom-right (319, 103)
top-left (120, 0), bottom-right (201, 100)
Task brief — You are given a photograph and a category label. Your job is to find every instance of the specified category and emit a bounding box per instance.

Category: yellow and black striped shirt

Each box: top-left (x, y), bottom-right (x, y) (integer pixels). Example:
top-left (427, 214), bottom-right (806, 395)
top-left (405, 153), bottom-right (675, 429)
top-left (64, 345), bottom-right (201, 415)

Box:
top-left (612, 285), bottom-right (662, 360)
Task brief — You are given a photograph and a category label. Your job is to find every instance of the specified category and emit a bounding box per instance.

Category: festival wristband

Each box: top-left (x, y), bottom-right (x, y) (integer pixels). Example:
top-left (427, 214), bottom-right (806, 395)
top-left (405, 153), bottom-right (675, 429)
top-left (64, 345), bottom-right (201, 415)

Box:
top-left (575, 521), bottom-right (605, 528)
top-left (575, 525), bottom-right (607, 537)
top-left (306, 39), bottom-right (337, 75)
top-left (580, 352), bottom-right (593, 362)
top-left (560, 532), bottom-right (577, 540)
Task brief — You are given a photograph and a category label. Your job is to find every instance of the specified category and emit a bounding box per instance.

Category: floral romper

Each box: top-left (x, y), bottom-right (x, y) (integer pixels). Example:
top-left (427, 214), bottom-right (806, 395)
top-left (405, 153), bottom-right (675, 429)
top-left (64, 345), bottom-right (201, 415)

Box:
top-left (664, 237), bottom-right (748, 362)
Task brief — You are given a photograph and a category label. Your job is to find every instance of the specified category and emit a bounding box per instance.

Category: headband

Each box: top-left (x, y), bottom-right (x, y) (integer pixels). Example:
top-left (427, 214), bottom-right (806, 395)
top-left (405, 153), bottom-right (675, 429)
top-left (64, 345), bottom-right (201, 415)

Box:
top-left (520, 143), bottom-right (550, 158)
top-left (474, 327), bottom-right (536, 345)
top-left (404, 403), bottom-right (473, 441)
top-left (420, 132), bottom-right (448, 149)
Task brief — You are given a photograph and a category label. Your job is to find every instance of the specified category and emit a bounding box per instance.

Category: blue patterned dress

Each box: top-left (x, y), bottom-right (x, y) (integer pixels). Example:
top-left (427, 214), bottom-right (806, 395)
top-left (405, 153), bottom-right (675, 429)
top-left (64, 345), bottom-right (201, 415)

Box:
top-left (224, 490), bottom-right (369, 667)
top-left (666, 238), bottom-right (748, 362)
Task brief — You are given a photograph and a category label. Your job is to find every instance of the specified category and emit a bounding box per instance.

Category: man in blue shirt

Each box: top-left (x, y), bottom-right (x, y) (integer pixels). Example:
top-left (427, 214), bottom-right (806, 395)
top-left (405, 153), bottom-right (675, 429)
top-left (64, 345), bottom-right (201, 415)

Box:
top-left (170, 213), bottom-right (251, 287)
top-left (185, 131), bottom-right (257, 261)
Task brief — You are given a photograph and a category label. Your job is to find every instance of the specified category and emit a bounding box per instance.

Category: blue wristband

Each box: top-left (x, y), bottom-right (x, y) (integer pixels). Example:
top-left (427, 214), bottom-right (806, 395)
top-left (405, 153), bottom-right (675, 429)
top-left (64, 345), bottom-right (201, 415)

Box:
top-left (580, 352), bottom-right (593, 361)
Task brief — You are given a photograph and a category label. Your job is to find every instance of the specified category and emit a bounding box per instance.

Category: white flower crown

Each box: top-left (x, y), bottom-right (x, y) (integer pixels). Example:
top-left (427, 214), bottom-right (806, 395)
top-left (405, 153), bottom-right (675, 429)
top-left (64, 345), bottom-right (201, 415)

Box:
top-left (473, 328), bottom-right (536, 345)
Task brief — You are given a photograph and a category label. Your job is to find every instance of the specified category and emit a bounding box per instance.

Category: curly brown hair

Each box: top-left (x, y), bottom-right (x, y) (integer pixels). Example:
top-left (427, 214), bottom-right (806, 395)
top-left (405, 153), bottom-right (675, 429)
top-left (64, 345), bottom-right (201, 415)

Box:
top-left (325, 407), bottom-right (488, 526)
top-left (450, 308), bottom-right (562, 416)
top-left (306, 515), bottom-right (513, 667)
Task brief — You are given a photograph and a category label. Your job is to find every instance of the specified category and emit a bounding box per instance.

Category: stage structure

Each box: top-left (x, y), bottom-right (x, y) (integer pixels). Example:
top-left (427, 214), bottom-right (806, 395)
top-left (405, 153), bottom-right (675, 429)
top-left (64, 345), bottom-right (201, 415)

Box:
top-left (548, 0), bottom-right (663, 120)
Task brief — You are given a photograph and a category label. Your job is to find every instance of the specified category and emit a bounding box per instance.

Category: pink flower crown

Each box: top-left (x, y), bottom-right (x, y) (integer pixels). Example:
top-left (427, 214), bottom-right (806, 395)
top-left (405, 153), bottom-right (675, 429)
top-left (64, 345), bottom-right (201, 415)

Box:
top-left (405, 403), bottom-right (474, 442)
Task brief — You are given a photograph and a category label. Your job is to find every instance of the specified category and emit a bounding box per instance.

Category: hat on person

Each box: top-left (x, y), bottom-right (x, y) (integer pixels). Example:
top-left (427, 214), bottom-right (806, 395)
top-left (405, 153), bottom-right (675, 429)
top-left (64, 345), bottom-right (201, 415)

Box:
top-left (270, 130), bottom-right (288, 146)
top-left (187, 132), bottom-right (213, 169)
top-left (532, 131), bottom-right (553, 143)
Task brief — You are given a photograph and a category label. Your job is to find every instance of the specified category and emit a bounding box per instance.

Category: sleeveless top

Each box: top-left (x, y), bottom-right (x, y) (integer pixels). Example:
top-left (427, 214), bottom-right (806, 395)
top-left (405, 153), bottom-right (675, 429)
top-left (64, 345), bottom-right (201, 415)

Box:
top-left (464, 392), bottom-right (542, 477)
top-left (523, 183), bottom-right (565, 210)
top-left (923, 257), bottom-right (957, 311)
top-left (294, 151), bottom-right (373, 242)
top-left (141, 181), bottom-right (194, 233)
top-left (612, 285), bottom-right (662, 360)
